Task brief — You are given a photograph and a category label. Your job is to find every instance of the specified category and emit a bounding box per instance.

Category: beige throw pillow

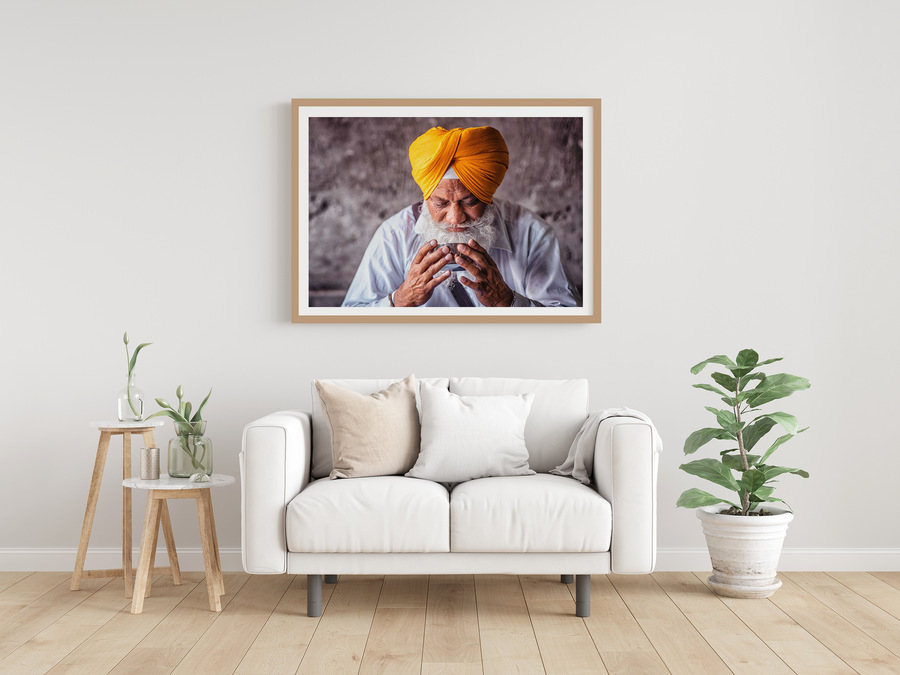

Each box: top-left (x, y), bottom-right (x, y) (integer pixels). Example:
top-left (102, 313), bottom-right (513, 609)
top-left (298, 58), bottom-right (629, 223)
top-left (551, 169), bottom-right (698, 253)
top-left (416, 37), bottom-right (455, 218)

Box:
top-left (316, 374), bottom-right (421, 479)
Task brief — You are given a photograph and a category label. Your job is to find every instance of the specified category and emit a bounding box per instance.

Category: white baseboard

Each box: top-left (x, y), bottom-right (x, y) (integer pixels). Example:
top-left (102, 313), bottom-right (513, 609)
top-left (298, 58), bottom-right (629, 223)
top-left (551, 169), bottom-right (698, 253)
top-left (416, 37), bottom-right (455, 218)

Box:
top-left (657, 548), bottom-right (900, 572)
top-left (2, 548), bottom-right (899, 573)
top-left (0, 548), bottom-right (245, 573)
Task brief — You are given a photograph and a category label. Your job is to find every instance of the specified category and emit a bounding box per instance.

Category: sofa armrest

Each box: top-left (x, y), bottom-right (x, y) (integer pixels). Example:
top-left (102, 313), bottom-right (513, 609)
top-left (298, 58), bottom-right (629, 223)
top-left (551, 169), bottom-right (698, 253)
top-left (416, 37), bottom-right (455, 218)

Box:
top-left (592, 417), bottom-right (659, 574)
top-left (240, 410), bottom-right (312, 574)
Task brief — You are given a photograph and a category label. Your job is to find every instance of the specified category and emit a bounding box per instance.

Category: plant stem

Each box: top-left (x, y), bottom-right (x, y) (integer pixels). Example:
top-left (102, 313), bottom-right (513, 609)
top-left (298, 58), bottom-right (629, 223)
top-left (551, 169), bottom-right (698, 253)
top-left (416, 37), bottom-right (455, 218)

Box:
top-left (734, 376), bottom-right (750, 515)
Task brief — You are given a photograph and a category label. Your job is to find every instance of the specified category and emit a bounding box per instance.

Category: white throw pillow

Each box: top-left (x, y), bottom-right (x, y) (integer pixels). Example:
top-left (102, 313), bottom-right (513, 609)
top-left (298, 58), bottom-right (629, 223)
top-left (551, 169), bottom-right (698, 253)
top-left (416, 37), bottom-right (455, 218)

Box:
top-left (407, 381), bottom-right (535, 483)
top-left (316, 374), bottom-right (420, 479)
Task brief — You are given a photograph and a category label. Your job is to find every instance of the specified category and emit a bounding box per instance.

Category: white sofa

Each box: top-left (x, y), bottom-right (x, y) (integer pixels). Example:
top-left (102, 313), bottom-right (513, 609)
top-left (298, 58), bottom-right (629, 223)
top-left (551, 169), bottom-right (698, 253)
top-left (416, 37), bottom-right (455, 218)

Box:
top-left (240, 377), bottom-right (659, 617)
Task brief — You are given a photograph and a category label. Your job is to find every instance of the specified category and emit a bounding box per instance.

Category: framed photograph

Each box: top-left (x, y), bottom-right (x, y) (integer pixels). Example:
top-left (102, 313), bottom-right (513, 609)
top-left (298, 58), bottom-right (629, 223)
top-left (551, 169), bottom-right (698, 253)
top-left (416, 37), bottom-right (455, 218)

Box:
top-left (292, 99), bottom-right (600, 323)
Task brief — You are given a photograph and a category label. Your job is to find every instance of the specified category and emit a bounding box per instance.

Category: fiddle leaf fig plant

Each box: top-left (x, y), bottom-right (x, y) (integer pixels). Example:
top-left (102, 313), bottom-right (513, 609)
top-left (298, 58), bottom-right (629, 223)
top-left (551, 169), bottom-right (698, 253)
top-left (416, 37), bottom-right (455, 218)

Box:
top-left (677, 349), bottom-right (810, 516)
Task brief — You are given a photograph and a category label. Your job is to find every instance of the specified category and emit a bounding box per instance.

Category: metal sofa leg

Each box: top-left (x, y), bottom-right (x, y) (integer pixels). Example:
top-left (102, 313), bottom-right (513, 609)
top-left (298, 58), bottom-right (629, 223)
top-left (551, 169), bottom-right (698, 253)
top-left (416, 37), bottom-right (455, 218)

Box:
top-left (307, 574), bottom-right (322, 617)
top-left (561, 574), bottom-right (574, 584)
top-left (575, 574), bottom-right (591, 617)
top-left (325, 575), bottom-right (338, 584)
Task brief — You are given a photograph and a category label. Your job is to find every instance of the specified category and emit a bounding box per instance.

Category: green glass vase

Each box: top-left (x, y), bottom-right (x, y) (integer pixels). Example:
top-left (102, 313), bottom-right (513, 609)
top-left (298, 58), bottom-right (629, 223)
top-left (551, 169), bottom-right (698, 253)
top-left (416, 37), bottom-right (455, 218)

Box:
top-left (167, 420), bottom-right (213, 477)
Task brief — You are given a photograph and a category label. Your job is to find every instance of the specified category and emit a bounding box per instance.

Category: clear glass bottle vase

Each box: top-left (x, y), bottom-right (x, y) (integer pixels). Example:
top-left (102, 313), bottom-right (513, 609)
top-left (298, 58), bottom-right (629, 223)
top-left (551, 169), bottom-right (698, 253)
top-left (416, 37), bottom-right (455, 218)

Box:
top-left (168, 420), bottom-right (213, 477)
top-left (117, 372), bottom-right (144, 422)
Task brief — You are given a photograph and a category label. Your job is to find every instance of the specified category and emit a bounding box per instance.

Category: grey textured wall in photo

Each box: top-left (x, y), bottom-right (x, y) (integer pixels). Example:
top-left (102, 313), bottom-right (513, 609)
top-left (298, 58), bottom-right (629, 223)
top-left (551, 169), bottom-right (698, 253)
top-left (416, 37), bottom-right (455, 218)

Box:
top-left (308, 117), bottom-right (584, 307)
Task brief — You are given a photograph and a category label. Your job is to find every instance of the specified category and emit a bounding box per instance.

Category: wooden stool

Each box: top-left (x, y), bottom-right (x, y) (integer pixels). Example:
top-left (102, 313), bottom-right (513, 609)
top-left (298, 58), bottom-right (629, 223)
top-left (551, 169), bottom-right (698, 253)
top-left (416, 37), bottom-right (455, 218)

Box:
top-left (71, 421), bottom-right (179, 597)
top-left (125, 474), bottom-right (235, 614)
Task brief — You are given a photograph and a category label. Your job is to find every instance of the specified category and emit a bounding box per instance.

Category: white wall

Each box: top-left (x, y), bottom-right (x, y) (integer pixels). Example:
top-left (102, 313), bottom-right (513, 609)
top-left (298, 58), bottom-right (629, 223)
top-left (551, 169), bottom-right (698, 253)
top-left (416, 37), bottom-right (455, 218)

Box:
top-left (2, 1), bottom-right (898, 571)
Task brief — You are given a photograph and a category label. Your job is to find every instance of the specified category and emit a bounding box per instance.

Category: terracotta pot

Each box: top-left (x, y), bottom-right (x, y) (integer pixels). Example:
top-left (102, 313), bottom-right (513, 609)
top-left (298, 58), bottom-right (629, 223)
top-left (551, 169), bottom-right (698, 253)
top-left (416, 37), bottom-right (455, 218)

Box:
top-left (697, 504), bottom-right (793, 599)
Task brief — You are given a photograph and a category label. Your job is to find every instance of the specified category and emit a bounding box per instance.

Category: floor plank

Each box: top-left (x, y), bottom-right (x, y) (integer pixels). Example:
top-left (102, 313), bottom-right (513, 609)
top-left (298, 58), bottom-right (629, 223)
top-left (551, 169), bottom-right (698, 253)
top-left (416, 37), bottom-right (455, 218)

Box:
top-left (572, 574), bottom-right (670, 675)
top-left (475, 575), bottom-right (544, 675)
top-left (170, 573), bottom-right (294, 675)
top-left (422, 576), bottom-right (483, 675)
top-left (871, 572), bottom-right (900, 593)
top-left (692, 573), bottom-right (855, 675)
top-left (655, 572), bottom-right (794, 675)
top-left (609, 573), bottom-right (732, 675)
top-left (769, 574), bottom-right (900, 674)
top-left (520, 575), bottom-right (608, 675)
top-left (108, 571), bottom-right (251, 675)
top-left (296, 575), bottom-right (383, 675)
top-left (0, 572), bottom-right (34, 594)
top-left (44, 574), bottom-right (201, 675)
top-left (0, 577), bottom-right (112, 662)
top-left (784, 572), bottom-right (900, 658)
top-left (235, 574), bottom-right (335, 675)
top-left (827, 572), bottom-right (900, 622)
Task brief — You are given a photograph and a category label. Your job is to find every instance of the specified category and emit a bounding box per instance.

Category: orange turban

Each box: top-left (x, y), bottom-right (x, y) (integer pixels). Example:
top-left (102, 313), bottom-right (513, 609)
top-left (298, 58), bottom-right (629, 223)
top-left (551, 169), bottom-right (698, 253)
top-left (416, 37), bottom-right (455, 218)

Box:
top-left (409, 126), bottom-right (509, 204)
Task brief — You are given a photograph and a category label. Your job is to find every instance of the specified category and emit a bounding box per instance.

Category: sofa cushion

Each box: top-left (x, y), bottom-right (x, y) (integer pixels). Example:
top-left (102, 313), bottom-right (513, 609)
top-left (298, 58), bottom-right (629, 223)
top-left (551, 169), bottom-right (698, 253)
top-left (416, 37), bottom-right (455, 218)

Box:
top-left (450, 473), bottom-right (611, 552)
top-left (286, 476), bottom-right (450, 553)
top-left (406, 381), bottom-right (535, 483)
top-left (315, 375), bottom-right (420, 479)
top-left (449, 378), bottom-right (589, 473)
top-left (310, 378), bottom-right (450, 478)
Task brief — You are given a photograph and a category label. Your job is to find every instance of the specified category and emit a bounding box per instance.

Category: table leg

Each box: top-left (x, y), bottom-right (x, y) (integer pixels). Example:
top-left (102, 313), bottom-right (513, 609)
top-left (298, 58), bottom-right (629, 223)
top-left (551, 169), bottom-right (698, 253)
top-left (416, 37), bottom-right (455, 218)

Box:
top-left (203, 489), bottom-right (225, 596)
top-left (159, 501), bottom-right (182, 585)
top-left (122, 431), bottom-right (133, 598)
top-left (195, 491), bottom-right (222, 612)
top-left (71, 431), bottom-right (111, 591)
top-left (131, 493), bottom-right (161, 614)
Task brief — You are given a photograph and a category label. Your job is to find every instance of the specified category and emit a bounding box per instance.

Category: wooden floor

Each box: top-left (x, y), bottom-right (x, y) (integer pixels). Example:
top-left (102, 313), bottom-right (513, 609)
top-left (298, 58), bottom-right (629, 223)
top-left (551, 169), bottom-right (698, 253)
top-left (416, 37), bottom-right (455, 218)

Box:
top-left (1, 571), bottom-right (900, 674)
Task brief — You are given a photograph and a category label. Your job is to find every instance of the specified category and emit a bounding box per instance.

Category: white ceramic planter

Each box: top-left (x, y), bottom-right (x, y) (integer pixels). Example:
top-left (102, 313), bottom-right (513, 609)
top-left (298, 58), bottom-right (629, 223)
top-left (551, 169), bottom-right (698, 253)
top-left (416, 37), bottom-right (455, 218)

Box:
top-left (697, 504), bottom-right (793, 599)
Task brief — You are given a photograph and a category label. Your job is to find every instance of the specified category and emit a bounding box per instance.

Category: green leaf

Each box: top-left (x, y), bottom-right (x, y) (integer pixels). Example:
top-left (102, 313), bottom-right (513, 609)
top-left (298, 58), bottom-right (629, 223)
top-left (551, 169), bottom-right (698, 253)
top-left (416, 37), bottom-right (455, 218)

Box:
top-left (184, 402), bottom-right (192, 422)
top-left (762, 465), bottom-right (810, 480)
top-left (693, 383), bottom-right (728, 397)
top-left (738, 468), bottom-right (767, 495)
top-left (128, 342), bottom-right (152, 375)
top-left (759, 432), bottom-right (796, 464)
top-left (739, 372), bottom-right (765, 391)
top-left (732, 349), bottom-right (759, 377)
top-left (711, 372), bottom-right (738, 392)
top-left (191, 388), bottom-right (213, 422)
top-left (744, 373), bottom-right (811, 408)
top-left (756, 357), bottom-right (784, 368)
top-left (705, 406), bottom-right (742, 434)
top-left (691, 355), bottom-right (737, 375)
top-left (145, 408), bottom-right (190, 424)
top-left (676, 488), bottom-right (739, 509)
top-left (684, 427), bottom-right (734, 455)
top-left (154, 398), bottom-right (173, 410)
top-left (742, 417), bottom-right (777, 451)
top-left (679, 458), bottom-right (741, 493)
top-left (721, 453), bottom-right (761, 471)
top-left (760, 412), bottom-right (799, 435)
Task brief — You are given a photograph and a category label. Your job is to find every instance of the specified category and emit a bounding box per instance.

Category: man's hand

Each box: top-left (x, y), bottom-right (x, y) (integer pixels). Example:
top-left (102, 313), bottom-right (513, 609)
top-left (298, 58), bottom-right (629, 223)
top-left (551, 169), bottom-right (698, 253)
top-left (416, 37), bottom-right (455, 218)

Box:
top-left (455, 240), bottom-right (514, 307)
top-left (393, 240), bottom-right (453, 307)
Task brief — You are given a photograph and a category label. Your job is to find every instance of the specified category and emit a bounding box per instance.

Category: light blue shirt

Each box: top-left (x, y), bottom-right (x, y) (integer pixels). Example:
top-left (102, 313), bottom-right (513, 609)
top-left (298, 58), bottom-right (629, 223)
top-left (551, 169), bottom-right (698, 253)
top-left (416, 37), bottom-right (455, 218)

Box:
top-left (341, 199), bottom-right (582, 308)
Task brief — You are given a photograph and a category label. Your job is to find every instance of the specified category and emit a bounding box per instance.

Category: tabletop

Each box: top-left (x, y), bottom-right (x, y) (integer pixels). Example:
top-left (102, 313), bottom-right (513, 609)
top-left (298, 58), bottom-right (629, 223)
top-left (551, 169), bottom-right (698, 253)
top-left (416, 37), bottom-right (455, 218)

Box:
top-left (91, 420), bottom-right (165, 429)
top-left (123, 474), bottom-right (235, 490)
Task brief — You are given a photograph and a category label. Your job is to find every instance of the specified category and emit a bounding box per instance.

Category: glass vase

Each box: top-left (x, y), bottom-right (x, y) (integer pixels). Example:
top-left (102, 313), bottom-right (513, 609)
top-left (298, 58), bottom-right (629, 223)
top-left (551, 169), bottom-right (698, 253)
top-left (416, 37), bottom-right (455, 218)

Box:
top-left (167, 420), bottom-right (213, 478)
top-left (117, 372), bottom-right (145, 422)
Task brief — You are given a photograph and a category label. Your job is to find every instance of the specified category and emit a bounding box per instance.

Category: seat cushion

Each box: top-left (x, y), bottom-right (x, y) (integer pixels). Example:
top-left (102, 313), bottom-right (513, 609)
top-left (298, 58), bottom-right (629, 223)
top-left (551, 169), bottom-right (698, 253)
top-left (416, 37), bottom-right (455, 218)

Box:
top-left (286, 476), bottom-right (450, 553)
top-left (450, 473), bottom-right (611, 553)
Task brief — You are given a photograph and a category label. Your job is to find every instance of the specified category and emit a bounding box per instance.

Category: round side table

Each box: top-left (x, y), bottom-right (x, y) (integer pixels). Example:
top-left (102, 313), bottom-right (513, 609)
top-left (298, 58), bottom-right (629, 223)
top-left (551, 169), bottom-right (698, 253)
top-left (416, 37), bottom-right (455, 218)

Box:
top-left (124, 473), bottom-right (235, 614)
top-left (72, 420), bottom-right (165, 597)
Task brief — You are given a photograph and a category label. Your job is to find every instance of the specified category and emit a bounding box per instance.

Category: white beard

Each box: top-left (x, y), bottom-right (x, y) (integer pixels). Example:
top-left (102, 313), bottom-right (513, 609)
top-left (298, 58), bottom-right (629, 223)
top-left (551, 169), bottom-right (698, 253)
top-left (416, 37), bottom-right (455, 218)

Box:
top-left (414, 202), bottom-right (500, 250)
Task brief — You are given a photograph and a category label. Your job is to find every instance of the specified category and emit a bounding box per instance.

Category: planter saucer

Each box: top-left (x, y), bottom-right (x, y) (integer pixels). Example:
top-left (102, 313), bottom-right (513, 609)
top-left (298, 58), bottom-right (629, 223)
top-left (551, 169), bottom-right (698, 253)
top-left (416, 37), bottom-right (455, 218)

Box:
top-left (707, 575), bottom-right (782, 599)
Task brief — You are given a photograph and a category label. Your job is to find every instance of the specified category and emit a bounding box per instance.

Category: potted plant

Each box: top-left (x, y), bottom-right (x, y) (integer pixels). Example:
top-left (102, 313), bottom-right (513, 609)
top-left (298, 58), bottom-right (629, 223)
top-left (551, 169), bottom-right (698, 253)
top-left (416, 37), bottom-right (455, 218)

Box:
top-left (117, 332), bottom-right (151, 422)
top-left (147, 385), bottom-right (213, 477)
top-left (677, 349), bottom-right (810, 598)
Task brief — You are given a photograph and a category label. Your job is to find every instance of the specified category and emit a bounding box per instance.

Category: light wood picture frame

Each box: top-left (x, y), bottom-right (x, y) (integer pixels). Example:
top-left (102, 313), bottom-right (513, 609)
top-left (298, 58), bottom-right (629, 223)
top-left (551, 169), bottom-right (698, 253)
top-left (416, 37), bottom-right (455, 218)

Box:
top-left (292, 99), bottom-right (600, 323)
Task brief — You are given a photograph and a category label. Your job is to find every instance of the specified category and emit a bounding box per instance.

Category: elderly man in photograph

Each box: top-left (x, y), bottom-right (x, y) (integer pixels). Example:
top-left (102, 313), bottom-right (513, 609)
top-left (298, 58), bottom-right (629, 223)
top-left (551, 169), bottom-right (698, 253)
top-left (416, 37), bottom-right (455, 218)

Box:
top-left (341, 125), bottom-right (582, 308)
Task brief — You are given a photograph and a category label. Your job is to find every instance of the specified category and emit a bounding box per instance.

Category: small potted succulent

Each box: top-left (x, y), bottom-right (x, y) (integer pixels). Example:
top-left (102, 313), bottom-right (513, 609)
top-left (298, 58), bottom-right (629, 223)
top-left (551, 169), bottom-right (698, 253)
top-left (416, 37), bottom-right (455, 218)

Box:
top-left (677, 349), bottom-right (810, 598)
top-left (147, 385), bottom-right (213, 477)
